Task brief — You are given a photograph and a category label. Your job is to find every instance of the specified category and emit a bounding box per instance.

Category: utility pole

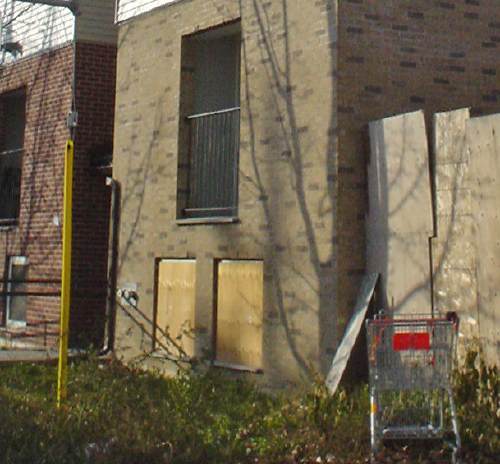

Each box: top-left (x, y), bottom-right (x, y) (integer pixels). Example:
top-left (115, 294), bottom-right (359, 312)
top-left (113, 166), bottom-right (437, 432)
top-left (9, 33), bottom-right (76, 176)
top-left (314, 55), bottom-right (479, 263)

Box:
top-left (15, 0), bottom-right (78, 408)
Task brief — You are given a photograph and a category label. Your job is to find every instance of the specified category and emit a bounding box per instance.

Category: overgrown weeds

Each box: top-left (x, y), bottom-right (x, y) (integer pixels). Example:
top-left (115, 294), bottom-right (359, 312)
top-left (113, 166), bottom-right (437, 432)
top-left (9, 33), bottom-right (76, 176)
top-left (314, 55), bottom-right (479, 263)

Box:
top-left (454, 350), bottom-right (499, 462)
top-left (0, 352), bottom-right (497, 464)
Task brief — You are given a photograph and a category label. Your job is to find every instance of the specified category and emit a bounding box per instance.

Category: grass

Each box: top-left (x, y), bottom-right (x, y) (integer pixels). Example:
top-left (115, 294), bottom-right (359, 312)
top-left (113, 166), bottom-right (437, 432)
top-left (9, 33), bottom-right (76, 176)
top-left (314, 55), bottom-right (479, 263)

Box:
top-left (0, 352), bottom-right (497, 464)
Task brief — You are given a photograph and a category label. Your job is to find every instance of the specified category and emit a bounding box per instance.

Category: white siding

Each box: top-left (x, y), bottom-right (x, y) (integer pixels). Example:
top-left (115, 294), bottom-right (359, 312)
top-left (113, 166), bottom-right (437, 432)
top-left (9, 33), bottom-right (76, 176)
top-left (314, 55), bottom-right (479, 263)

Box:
top-left (1, 1), bottom-right (74, 63)
top-left (76, 0), bottom-right (117, 45)
top-left (116, 0), bottom-right (179, 23)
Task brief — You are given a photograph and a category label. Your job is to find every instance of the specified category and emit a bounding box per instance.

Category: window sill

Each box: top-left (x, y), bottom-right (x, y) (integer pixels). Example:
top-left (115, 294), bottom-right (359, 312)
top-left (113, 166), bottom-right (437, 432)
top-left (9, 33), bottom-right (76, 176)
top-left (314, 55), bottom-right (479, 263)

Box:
top-left (150, 350), bottom-right (194, 364)
top-left (0, 220), bottom-right (18, 230)
top-left (212, 360), bottom-right (263, 374)
top-left (176, 216), bottom-right (239, 226)
top-left (3, 321), bottom-right (27, 330)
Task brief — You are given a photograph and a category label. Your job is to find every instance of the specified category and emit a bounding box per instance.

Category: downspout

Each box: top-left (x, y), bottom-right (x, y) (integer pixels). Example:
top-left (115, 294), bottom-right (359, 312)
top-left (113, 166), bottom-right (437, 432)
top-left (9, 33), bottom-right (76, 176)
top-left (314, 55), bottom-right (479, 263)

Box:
top-left (100, 177), bottom-right (120, 354)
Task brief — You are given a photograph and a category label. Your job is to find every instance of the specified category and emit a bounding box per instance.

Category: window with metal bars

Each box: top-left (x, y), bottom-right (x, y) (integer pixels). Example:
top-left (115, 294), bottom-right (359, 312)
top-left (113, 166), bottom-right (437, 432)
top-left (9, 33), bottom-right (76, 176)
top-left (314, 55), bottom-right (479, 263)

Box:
top-left (177, 21), bottom-right (241, 220)
top-left (0, 89), bottom-right (24, 223)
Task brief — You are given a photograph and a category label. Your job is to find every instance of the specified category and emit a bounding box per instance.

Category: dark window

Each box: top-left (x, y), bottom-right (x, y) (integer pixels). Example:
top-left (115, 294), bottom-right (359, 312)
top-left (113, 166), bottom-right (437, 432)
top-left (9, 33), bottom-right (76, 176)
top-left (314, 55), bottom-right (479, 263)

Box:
top-left (0, 90), bottom-right (25, 222)
top-left (177, 22), bottom-right (241, 220)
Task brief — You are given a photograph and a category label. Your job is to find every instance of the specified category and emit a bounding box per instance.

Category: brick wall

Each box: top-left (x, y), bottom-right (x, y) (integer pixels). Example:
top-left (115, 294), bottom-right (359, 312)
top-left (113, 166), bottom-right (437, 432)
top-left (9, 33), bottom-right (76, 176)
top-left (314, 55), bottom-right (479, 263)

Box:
top-left (0, 46), bottom-right (72, 346)
top-left (337, 0), bottom-right (500, 325)
top-left (0, 41), bottom-right (116, 349)
top-left (71, 42), bottom-right (116, 347)
top-left (113, 0), bottom-right (338, 385)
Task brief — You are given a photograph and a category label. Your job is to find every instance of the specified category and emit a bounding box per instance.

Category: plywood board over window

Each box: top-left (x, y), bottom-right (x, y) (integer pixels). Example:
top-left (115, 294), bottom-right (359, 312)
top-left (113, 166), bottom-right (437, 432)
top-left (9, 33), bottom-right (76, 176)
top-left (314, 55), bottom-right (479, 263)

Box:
top-left (216, 260), bottom-right (264, 369)
top-left (156, 259), bottom-right (196, 358)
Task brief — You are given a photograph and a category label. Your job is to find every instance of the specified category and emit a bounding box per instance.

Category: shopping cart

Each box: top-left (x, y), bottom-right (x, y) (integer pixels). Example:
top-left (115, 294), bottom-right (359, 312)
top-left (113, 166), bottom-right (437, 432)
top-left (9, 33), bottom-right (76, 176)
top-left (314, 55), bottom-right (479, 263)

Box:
top-left (366, 312), bottom-right (461, 462)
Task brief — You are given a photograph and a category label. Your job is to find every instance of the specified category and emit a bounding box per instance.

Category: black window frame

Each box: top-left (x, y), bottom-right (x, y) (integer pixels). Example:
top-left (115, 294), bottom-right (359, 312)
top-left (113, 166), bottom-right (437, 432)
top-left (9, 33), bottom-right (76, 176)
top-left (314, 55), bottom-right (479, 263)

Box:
top-left (176, 21), bottom-right (242, 222)
top-left (0, 89), bottom-right (25, 224)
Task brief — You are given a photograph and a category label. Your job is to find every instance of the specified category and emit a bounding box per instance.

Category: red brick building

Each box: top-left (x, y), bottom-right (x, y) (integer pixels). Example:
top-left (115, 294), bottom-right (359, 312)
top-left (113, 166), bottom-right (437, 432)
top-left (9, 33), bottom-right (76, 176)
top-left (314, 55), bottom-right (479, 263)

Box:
top-left (0, 1), bottom-right (117, 348)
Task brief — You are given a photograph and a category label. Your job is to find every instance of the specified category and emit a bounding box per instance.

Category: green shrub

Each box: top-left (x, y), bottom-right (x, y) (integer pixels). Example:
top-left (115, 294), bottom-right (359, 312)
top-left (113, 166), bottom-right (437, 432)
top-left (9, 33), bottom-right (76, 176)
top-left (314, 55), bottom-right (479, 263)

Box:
top-left (0, 351), bottom-right (497, 464)
top-left (454, 350), bottom-right (500, 462)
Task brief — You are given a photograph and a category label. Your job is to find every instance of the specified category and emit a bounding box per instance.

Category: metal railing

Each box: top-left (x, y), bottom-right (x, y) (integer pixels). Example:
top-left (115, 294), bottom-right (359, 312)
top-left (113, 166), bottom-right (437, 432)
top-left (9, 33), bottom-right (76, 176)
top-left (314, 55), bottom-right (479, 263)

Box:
top-left (0, 148), bottom-right (22, 223)
top-left (185, 107), bottom-right (240, 218)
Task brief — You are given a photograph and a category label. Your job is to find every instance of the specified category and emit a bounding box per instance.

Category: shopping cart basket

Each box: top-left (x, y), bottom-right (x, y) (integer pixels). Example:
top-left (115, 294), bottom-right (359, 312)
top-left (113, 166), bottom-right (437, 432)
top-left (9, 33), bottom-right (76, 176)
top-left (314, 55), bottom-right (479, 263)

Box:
top-left (366, 312), bottom-right (461, 462)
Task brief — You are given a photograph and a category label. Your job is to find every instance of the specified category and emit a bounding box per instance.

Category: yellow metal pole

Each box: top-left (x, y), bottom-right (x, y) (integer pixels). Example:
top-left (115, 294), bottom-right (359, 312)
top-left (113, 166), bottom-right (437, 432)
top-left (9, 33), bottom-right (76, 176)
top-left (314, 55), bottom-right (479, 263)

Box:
top-left (57, 139), bottom-right (74, 408)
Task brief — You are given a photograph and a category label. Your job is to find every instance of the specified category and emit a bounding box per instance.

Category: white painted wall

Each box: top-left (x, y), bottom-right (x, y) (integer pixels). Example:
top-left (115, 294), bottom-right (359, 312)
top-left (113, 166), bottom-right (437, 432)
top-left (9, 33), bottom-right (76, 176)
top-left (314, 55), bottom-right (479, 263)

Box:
top-left (0, 1), bottom-right (117, 65)
top-left (1, 1), bottom-right (74, 63)
top-left (116, 0), bottom-right (179, 23)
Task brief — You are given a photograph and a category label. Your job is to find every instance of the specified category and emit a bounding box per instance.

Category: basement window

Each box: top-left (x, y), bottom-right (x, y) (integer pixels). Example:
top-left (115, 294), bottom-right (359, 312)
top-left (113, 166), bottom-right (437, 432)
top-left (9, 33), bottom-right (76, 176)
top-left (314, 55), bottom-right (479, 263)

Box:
top-left (0, 90), bottom-right (25, 224)
top-left (177, 21), bottom-right (241, 222)
top-left (5, 256), bottom-right (28, 327)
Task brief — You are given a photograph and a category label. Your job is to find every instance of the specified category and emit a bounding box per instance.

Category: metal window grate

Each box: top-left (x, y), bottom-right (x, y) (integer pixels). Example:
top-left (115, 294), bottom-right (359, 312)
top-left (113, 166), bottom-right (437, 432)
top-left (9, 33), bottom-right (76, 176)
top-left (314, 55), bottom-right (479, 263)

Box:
top-left (186, 107), bottom-right (240, 218)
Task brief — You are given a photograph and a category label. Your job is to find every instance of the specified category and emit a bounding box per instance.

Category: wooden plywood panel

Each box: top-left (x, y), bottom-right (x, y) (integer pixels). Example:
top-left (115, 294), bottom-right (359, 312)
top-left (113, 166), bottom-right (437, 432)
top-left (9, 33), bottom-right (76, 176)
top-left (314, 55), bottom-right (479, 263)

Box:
top-left (156, 259), bottom-right (196, 358)
top-left (216, 260), bottom-right (263, 368)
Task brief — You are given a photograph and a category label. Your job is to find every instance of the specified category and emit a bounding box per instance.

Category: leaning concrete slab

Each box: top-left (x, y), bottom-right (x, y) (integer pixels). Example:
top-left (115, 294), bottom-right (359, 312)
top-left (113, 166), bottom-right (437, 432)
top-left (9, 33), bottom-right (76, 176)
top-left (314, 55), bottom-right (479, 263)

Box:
top-left (367, 110), bottom-right (433, 314)
top-left (326, 273), bottom-right (378, 395)
top-left (432, 108), bottom-right (479, 355)
top-left (467, 114), bottom-right (500, 364)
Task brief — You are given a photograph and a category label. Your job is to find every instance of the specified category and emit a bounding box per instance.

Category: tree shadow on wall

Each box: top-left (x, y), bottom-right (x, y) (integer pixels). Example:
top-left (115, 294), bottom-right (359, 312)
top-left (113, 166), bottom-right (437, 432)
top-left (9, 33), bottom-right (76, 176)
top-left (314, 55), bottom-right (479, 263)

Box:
top-left (111, 1), bottom-right (339, 379)
top-left (237, 0), bottom-right (338, 379)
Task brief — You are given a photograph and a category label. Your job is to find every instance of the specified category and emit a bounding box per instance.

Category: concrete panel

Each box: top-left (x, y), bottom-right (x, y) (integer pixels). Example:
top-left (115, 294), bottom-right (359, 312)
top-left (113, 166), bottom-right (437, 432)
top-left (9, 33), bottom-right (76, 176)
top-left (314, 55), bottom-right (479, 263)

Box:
top-left (326, 273), bottom-right (378, 395)
top-left (216, 260), bottom-right (263, 369)
top-left (368, 110), bottom-right (433, 236)
top-left (434, 108), bottom-right (470, 166)
top-left (467, 114), bottom-right (500, 364)
top-left (432, 105), bottom-right (474, 280)
top-left (367, 111), bottom-right (433, 314)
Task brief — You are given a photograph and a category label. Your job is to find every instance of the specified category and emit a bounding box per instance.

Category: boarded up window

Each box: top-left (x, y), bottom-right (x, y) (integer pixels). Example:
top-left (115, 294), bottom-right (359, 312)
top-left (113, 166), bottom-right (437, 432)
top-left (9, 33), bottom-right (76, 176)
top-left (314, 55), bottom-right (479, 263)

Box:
top-left (216, 260), bottom-right (263, 368)
top-left (156, 259), bottom-right (196, 358)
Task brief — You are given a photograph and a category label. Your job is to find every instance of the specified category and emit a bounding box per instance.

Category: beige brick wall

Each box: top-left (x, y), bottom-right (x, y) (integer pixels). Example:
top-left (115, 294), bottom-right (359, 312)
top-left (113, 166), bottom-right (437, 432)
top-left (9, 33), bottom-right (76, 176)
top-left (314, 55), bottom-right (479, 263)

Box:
top-left (113, 0), bottom-right (338, 385)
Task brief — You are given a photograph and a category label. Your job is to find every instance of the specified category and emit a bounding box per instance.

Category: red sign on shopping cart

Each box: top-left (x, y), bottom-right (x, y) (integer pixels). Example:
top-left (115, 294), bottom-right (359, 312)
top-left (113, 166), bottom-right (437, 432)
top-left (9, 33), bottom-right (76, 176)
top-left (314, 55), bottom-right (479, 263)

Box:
top-left (392, 332), bottom-right (430, 351)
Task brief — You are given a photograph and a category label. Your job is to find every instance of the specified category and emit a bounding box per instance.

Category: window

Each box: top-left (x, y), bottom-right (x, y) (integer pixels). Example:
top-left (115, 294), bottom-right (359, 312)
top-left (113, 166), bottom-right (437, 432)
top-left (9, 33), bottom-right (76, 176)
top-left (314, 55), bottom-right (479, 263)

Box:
top-left (155, 259), bottom-right (196, 358)
top-left (0, 90), bottom-right (25, 223)
top-left (215, 260), bottom-right (263, 369)
top-left (177, 22), bottom-right (241, 220)
top-left (5, 256), bottom-right (28, 326)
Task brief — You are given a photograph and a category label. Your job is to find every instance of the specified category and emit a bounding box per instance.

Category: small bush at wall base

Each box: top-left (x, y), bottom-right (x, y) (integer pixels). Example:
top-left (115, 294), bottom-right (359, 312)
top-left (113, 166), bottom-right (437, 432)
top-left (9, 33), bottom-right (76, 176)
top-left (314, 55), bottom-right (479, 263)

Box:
top-left (0, 354), bottom-right (497, 464)
top-left (454, 350), bottom-right (500, 462)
